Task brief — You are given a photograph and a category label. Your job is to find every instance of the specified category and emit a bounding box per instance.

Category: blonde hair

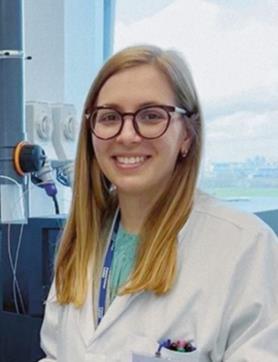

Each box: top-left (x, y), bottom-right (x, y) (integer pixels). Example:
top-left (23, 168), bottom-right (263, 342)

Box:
top-left (55, 45), bottom-right (203, 306)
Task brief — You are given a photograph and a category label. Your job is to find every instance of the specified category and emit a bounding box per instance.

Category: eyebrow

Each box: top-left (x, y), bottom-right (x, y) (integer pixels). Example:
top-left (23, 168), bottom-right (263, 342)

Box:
top-left (98, 101), bottom-right (163, 110)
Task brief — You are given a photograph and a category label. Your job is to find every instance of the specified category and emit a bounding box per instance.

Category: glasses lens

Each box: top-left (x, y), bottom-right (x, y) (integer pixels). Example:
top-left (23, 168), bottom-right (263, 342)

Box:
top-left (136, 107), bottom-right (169, 138)
top-left (92, 109), bottom-right (122, 139)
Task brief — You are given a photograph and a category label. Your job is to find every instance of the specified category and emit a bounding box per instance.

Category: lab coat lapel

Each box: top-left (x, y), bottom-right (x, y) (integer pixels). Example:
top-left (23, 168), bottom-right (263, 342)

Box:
top-left (89, 292), bottom-right (139, 344)
top-left (79, 208), bottom-right (139, 345)
top-left (76, 267), bottom-right (141, 346)
top-left (77, 211), bottom-right (119, 345)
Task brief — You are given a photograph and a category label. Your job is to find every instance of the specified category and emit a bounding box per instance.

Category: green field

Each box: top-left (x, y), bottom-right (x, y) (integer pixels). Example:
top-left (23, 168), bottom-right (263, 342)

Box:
top-left (204, 187), bottom-right (278, 198)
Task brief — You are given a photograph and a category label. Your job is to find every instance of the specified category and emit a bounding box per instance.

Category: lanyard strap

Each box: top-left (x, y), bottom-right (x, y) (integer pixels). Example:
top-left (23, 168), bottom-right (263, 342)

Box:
top-left (97, 209), bottom-right (120, 325)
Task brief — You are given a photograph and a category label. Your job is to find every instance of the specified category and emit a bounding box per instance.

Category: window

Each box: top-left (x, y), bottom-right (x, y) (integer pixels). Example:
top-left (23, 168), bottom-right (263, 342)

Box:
top-left (114, 0), bottom-right (278, 212)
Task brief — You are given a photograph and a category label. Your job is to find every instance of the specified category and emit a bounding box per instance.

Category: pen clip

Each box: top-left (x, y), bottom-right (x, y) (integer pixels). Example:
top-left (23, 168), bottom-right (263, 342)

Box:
top-left (155, 339), bottom-right (171, 357)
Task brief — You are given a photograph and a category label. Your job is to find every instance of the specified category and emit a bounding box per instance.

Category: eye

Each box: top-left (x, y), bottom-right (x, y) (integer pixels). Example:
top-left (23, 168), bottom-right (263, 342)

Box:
top-left (138, 108), bottom-right (167, 123)
top-left (96, 110), bottom-right (121, 123)
top-left (145, 112), bottom-right (160, 120)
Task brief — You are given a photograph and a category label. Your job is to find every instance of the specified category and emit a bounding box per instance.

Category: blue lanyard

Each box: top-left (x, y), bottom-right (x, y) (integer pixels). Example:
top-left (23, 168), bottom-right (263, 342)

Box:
top-left (97, 209), bottom-right (120, 325)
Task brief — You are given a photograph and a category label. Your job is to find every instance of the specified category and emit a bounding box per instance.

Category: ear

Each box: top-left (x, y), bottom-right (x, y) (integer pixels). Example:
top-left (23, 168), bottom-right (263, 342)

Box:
top-left (180, 132), bottom-right (192, 156)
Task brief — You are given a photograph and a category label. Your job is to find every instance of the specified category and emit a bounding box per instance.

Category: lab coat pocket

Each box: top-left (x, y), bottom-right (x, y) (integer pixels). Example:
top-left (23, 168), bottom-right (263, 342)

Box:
top-left (128, 335), bottom-right (199, 362)
top-left (160, 346), bottom-right (199, 361)
top-left (132, 349), bottom-right (199, 362)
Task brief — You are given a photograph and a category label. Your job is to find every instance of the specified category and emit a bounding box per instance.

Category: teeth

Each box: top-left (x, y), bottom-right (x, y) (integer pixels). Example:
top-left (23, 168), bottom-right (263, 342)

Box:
top-left (116, 156), bottom-right (146, 164)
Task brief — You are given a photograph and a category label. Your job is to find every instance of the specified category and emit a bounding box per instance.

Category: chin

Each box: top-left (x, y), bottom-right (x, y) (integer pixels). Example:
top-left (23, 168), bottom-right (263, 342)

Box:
top-left (116, 184), bottom-right (145, 195)
top-left (115, 181), bottom-right (151, 196)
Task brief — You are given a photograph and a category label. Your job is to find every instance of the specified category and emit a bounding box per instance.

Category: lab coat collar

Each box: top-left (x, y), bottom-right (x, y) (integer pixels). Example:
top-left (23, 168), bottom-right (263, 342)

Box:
top-left (90, 293), bottom-right (139, 343)
top-left (77, 281), bottom-right (140, 346)
top-left (77, 207), bottom-right (142, 346)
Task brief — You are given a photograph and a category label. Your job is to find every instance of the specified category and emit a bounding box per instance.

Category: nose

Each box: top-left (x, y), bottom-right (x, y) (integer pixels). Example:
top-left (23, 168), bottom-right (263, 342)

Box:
top-left (115, 116), bottom-right (141, 143)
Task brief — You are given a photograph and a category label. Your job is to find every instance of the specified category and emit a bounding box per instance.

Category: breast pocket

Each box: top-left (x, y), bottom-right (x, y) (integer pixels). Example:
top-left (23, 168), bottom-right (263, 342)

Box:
top-left (128, 335), bottom-right (199, 362)
top-left (160, 346), bottom-right (199, 361)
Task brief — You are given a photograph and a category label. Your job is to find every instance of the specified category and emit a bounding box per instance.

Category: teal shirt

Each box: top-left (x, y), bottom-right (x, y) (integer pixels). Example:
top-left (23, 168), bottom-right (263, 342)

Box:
top-left (109, 224), bottom-right (139, 303)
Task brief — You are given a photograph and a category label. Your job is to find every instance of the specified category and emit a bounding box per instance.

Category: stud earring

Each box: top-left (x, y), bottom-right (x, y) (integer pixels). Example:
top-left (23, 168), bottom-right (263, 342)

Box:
top-left (180, 150), bottom-right (188, 158)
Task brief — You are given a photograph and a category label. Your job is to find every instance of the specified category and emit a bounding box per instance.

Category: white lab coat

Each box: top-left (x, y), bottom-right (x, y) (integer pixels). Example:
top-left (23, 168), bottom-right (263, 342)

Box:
top-left (39, 192), bottom-right (278, 361)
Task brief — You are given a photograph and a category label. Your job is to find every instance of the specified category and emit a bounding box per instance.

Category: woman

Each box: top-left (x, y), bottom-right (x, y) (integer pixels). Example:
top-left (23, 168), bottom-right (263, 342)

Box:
top-left (40, 45), bottom-right (278, 361)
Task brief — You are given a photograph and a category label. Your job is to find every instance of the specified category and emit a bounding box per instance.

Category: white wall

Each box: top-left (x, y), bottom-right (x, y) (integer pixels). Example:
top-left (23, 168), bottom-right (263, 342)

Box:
top-left (24, 0), bottom-right (65, 103)
top-left (24, 0), bottom-right (104, 115)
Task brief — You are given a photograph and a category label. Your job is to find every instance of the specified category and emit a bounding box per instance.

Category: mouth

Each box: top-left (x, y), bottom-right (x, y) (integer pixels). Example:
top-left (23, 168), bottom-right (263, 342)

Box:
top-left (112, 155), bottom-right (151, 168)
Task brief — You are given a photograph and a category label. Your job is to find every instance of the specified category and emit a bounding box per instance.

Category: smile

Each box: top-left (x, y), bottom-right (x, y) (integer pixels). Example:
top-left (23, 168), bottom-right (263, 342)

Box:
top-left (112, 155), bottom-right (151, 169)
top-left (116, 156), bottom-right (147, 164)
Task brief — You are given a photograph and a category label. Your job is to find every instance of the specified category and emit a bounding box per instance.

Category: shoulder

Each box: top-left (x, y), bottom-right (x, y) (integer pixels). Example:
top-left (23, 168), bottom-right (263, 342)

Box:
top-left (177, 192), bottom-right (278, 297)
top-left (192, 190), bottom-right (274, 234)
top-left (179, 190), bottom-right (277, 257)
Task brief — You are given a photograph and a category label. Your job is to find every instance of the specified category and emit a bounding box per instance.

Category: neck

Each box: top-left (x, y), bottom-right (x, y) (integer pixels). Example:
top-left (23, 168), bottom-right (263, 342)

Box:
top-left (118, 192), bottom-right (158, 234)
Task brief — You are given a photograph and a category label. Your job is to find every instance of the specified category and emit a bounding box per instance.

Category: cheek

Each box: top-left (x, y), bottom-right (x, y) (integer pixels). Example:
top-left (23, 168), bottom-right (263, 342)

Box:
top-left (92, 136), bottom-right (106, 156)
top-left (157, 130), bottom-right (184, 158)
top-left (92, 138), bottom-right (108, 170)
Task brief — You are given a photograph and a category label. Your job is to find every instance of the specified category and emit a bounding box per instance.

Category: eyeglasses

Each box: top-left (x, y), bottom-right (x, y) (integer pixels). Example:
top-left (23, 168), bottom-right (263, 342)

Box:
top-left (85, 105), bottom-right (192, 140)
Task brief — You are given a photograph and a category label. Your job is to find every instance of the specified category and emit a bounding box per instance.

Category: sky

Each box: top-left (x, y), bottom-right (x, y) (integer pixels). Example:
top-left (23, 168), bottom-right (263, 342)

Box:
top-left (114, 0), bottom-right (278, 163)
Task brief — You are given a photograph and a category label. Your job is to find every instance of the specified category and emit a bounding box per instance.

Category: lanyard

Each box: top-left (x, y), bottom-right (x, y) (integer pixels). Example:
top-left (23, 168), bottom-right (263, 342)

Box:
top-left (97, 209), bottom-right (120, 325)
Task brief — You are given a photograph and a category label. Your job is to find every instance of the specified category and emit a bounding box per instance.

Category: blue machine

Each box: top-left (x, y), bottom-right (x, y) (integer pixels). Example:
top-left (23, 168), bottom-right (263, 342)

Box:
top-left (0, 216), bottom-right (65, 362)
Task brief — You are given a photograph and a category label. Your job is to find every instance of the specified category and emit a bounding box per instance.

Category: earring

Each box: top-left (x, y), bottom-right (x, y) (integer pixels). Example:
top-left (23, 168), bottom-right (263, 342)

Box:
top-left (180, 150), bottom-right (188, 158)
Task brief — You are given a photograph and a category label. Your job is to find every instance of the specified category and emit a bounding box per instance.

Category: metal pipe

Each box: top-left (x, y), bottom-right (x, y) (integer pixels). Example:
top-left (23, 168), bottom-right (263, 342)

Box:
top-left (0, 0), bottom-right (25, 184)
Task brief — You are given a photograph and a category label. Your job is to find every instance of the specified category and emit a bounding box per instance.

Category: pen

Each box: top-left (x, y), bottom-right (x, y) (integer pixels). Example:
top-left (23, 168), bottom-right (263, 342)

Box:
top-left (155, 338), bottom-right (196, 356)
top-left (184, 340), bottom-right (196, 352)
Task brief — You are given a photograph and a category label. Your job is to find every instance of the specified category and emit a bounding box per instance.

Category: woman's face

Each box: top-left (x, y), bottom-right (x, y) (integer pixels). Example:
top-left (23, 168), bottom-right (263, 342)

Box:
top-left (92, 64), bottom-right (191, 197)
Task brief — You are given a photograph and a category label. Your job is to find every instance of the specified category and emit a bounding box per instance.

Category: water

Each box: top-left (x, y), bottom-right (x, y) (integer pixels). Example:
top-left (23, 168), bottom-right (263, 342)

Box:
top-left (222, 196), bottom-right (278, 213)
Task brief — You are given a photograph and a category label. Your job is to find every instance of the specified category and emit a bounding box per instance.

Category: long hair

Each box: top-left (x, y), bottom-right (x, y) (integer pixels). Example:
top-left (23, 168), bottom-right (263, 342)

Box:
top-left (55, 45), bottom-right (203, 306)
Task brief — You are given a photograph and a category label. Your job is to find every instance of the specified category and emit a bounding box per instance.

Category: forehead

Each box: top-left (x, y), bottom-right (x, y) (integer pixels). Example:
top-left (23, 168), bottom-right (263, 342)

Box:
top-left (96, 64), bottom-right (176, 108)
